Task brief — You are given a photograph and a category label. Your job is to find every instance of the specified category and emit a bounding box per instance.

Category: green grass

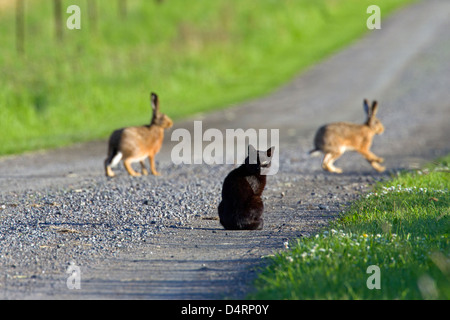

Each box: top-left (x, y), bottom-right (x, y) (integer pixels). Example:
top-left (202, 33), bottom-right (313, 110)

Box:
top-left (250, 155), bottom-right (450, 299)
top-left (0, 0), bottom-right (414, 155)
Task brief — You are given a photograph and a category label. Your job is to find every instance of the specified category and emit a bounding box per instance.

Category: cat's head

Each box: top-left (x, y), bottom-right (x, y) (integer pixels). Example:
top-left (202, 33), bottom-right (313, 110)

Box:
top-left (245, 145), bottom-right (275, 175)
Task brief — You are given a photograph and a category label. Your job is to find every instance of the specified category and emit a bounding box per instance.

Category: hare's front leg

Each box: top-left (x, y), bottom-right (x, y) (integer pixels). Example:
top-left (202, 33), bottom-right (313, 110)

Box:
top-left (140, 160), bottom-right (148, 176)
top-left (359, 148), bottom-right (383, 163)
top-left (370, 161), bottom-right (386, 172)
top-left (359, 149), bottom-right (385, 172)
top-left (149, 155), bottom-right (161, 176)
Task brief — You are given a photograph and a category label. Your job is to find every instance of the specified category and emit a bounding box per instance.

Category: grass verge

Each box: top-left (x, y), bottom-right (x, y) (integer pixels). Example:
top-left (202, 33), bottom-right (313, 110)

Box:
top-left (0, 0), bottom-right (414, 155)
top-left (250, 155), bottom-right (450, 299)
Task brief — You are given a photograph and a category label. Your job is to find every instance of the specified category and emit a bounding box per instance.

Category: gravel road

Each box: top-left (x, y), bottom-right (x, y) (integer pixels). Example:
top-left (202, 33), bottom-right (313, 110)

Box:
top-left (1, 0), bottom-right (449, 299)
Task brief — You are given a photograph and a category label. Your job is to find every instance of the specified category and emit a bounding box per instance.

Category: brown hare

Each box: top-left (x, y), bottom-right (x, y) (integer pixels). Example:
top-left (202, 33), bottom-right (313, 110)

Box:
top-left (310, 99), bottom-right (385, 173)
top-left (104, 92), bottom-right (173, 177)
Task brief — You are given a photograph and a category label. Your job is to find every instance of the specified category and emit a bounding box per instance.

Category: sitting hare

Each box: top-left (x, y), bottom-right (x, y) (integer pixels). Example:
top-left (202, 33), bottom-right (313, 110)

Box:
top-left (104, 92), bottom-right (173, 177)
top-left (310, 99), bottom-right (385, 173)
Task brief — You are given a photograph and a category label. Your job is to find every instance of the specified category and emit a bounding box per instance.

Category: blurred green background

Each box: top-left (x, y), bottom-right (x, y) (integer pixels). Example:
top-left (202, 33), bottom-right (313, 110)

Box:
top-left (0, 0), bottom-right (414, 155)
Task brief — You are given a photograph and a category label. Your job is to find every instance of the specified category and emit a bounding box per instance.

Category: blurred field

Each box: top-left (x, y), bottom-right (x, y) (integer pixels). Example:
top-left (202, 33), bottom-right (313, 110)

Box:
top-left (0, 0), bottom-right (413, 155)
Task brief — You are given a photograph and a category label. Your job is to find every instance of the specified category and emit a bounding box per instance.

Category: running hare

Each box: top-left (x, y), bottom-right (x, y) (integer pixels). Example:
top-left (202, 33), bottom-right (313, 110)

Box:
top-left (310, 99), bottom-right (385, 173)
top-left (104, 92), bottom-right (173, 177)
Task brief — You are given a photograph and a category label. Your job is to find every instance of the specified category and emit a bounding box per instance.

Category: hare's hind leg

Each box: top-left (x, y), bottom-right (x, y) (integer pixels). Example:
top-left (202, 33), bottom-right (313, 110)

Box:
top-left (104, 151), bottom-right (122, 177)
top-left (322, 151), bottom-right (343, 173)
top-left (124, 158), bottom-right (141, 177)
top-left (105, 159), bottom-right (115, 177)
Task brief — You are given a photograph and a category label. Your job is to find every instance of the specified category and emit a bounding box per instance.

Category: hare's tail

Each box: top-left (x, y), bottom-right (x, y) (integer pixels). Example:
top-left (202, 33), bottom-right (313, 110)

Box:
top-left (110, 152), bottom-right (123, 167)
top-left (309, 148), bottom-right (321, 157)
top-left (106, 150), bottom-right (123, 168)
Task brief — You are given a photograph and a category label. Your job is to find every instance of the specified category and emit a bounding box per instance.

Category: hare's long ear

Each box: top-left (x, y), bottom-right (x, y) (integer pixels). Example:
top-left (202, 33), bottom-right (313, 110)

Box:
top-left (266, 146), bottom-right (275, 158)
top-left (150, 92), bottom-right (159, 124)
top-left (363, 99), bottom-right (370, 117)
top-left (151, 92), bottom-right (159, 112)
top-left (371, 100), bottom-right (379, 117)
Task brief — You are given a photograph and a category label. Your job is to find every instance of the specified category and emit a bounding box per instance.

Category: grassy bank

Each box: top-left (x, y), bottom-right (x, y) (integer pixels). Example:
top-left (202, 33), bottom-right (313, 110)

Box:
top-left (250, 155), bottom-right (450, 299)
top-left (0, 0), bottom-right (414, 155)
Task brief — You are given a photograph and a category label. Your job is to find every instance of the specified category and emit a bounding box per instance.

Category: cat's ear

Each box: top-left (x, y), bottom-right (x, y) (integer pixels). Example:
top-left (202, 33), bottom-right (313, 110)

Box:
top-left (248, 145), bottom-right (257, 164)
top-left (266, 146), bottom-right (275, 157)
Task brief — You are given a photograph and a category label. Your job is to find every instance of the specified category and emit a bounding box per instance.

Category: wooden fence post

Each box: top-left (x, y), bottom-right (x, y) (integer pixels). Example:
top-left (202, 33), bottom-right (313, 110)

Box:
top-left (54, 0), bottom-right (63, 41)
top-left (118, 0), bottom-right (127, 19)
top-left (16, 0), bottom-right (25, 54)
top-left (88, 0), bottom-right (98, 33)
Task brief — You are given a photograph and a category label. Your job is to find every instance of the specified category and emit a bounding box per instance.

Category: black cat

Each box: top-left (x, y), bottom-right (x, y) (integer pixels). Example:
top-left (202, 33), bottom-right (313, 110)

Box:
top-left (218, 145), bottom-right (275, 230)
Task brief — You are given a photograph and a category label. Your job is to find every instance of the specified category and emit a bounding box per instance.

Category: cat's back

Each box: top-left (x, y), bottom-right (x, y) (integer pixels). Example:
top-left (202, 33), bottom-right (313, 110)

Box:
top-left (221, 166), bottom-right (251, 197)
